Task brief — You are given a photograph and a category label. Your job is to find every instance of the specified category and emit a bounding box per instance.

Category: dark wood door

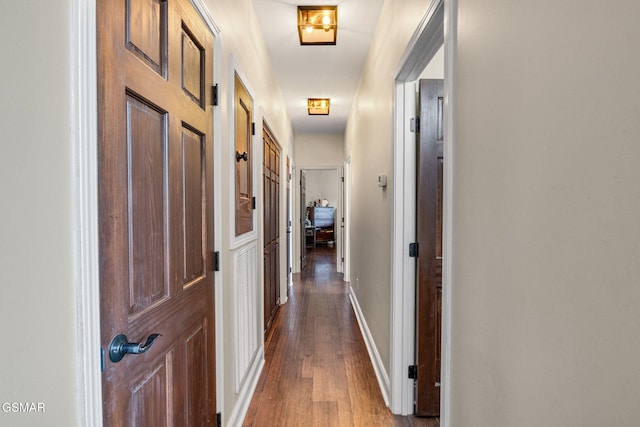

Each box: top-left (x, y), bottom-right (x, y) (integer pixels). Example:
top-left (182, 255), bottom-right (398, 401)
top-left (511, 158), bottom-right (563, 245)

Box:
top-left (98, 0), bottom-right (216, 424)
top-left (300, 170), bottom-right (307, 271)
top-left (415, 79), bottom-right (444, 417)
top-left (263, 125), bottom-right (280, 336)
top-left (235, 74), bottom-right (253, 236)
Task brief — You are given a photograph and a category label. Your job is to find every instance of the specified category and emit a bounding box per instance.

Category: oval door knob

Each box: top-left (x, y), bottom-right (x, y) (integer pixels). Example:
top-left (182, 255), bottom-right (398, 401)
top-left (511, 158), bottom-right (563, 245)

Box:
top-left (108, 333), bottom-right (161, 363)
top-left (236, 151), bottom-right (248, 162)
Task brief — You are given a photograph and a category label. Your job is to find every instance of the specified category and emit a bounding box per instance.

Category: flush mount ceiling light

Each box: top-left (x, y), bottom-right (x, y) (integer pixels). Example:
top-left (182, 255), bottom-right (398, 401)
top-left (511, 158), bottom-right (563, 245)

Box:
top-left (297, 6), bottom-right (338, 45)
top-left (307, 98), bottom-right (330, 115)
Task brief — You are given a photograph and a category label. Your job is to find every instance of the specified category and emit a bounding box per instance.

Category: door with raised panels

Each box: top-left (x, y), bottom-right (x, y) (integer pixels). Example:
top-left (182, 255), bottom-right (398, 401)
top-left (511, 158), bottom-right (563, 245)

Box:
top-left (234, 73), bottom-right (253, 236)
top-left (415, 78), bottom-right (444, 417)
top-left (263, 125), bottom-right (280, 336)
top-left (98, 0), bottom-right (216, 424)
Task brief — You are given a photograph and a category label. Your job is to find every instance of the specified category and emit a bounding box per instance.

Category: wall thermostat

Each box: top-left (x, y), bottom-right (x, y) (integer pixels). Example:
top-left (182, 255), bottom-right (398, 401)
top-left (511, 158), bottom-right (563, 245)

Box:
top-left (377, 174), bottom-right (387, 188)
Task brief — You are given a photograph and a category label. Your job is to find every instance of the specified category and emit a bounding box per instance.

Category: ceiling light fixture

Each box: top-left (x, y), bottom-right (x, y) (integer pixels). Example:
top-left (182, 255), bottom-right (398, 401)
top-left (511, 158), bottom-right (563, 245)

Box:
top-left (297, 6), bottom-right (338, 45)
top-left (307, 98), bottom-right (330, 115)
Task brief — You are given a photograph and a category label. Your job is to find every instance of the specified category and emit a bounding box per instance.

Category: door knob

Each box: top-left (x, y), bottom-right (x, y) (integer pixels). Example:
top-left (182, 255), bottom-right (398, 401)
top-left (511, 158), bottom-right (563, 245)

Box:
top-left (108, 333), bottom-right (161, 363)
top-left (236, 151), bottom-right (248, 162)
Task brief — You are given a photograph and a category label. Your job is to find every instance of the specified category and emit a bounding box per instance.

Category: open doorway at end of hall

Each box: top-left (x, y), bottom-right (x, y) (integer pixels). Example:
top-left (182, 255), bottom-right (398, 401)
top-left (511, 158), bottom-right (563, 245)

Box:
top-left (298, 167), bottom-right (343, 275)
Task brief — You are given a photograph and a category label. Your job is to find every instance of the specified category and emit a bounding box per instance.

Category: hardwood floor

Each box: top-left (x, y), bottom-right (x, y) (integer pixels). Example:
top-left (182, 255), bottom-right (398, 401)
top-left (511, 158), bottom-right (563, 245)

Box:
top-left (243, 246), bottom-right (439, 427)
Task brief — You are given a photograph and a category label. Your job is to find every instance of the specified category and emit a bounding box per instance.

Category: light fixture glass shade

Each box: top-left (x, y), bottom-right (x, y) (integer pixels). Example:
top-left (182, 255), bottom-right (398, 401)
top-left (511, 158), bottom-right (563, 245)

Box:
top-left (297, 6), bottom-right (338, 45)
top-left (307, 98), bottom-right (330, 115)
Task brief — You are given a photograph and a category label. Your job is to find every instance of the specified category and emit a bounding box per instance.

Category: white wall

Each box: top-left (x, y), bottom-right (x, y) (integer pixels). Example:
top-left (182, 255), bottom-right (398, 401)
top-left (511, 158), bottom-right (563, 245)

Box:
top-left (8, 1), bottom-right (638, 425)
top-left (419, 44), bottom-right (444, 80)
top-left (0, 2), bottom-right (78, 426)
top-left (1, 1), bottom-right (294, 426)
top-left (349, 1), bottom-right (640, 422)
top-left (345, 0), bottom-right (435, 383)
top-left (450, 1), bottom-right (640, 425)
top-left (295, 132), bottom-right (344, 166)
top-left (203, 0), bottom-right (294, 424)
top-left (305, 169), bottom-right (339, 209)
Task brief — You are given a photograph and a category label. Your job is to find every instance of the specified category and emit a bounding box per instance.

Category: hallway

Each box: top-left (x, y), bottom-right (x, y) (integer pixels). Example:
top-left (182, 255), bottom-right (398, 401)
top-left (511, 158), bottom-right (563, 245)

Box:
top-left (243, 246), bottom-right (439, 426)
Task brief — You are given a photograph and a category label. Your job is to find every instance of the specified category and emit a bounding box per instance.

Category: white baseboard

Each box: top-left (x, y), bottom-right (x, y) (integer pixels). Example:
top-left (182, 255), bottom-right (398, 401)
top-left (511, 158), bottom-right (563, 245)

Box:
top-left (348, 285), bottom-right (391, 406)
top-left (226, 346), bottom-right (264, 427)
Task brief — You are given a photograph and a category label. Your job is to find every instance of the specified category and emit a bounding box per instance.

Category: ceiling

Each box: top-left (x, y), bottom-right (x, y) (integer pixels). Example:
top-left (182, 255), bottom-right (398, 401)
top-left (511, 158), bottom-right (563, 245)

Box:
top-left (251, 0), bottom-right (385, 135)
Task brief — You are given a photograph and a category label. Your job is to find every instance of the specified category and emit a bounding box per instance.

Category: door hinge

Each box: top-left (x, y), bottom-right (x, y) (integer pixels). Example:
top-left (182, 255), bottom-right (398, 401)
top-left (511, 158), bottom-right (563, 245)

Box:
top-left (216, 412), bottom-right (222, 427)
top-left (251, 122), bottom-right (256, 135)
top-left (410, 116), bottom-right (420, 133)
top-left (409, 242), bottom-right (419, 258)
top-left (408, 365), bottom-right (418, 379)
top-left (212, 84), bottom-right (219, 106)
top-left (100, 348), bottom-right (105, 372)
top-left (252, 196), bottom-right (256, 209)
top-left (341, 176), bottom-right (344, 182)
top-left (208, 251), bottom-right (220, 272)
top-left (213, 251), bottom-right (220, 272)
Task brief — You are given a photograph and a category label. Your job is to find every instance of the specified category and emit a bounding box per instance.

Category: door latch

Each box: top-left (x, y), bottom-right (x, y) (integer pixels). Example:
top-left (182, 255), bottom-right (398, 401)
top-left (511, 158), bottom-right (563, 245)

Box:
top-left (108, 333), bottom-right (161, 363)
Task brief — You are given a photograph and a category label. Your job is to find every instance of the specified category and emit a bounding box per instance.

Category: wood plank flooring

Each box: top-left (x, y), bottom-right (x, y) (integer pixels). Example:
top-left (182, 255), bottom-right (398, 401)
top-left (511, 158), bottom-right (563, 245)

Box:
top-left (243, 246), bottom-right (439, 427)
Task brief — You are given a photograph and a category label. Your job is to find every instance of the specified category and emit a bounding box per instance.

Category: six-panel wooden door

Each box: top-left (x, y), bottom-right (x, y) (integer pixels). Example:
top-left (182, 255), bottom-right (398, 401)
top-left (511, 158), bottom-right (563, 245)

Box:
top-left (263, 125), bottom-right (281, 336)
top-left (98, 0), bottom-right (216, 424)
top-left (415, 78), bottom-right (444, 417)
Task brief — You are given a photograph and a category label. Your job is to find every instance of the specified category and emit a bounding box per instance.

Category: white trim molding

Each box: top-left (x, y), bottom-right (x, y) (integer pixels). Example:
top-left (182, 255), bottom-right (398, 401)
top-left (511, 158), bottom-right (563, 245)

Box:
top-left (189, 0), bottom-right (226, 416)
top-left (390, 79), bottom-right (418, 415)
top-left (343, 157), bottom-right (352, 282)
top-left (72, 0), bottom-right (102, 425)
top-left (190, 0), bottom-right (221, 35)
top-left (349, 285), bottom-right (391, 406)
top-left (74, 2), bottom-right (225, 425)
top-left (227, 347), bottom-right (264, 427)
top-left (390, 0), bottom-right (446, 417)
top-left (441, 0), bottom-right (457, 425)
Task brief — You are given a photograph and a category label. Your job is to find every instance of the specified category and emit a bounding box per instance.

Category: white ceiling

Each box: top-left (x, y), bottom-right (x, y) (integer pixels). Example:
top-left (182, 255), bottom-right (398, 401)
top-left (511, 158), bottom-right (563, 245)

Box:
top-left (251, 0), bottom-right (385, 135)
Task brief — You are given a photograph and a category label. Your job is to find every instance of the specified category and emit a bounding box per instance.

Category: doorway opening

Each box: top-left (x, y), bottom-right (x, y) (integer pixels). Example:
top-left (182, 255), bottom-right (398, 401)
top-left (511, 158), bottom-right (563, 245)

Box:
top-left (390, 0), bottom-right (454, 422)
top-left (297, 166), bottom-right (344, 275)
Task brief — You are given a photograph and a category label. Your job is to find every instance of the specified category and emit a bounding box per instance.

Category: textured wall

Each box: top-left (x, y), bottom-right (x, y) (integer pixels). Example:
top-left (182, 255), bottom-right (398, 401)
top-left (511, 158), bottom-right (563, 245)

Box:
top-left (451, 0), bottom-right (640, 425)
top-left (0, 1), bottom-right (78, 426)
top-left (345, 0), bottom-right (435, 379)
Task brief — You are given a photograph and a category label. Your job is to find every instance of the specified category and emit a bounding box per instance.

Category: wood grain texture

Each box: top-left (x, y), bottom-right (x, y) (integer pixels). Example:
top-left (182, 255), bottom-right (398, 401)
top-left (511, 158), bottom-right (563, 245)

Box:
top-left (235, 73), bottom-right (253, 236)
top-left (263, 125), bottom-right (281, 336)
top-left (415, 79), bottom-right (445, 416)
top-left (182, 126), bottom-right (205, 285)
top-left (126, 0), bottom-right (166, 76)
top-left (243, 247), bottom-right (439, 427)
top-left (98, 0), bottom-right (216, 423)
top-left (181, 28), bottom-right (203, 106)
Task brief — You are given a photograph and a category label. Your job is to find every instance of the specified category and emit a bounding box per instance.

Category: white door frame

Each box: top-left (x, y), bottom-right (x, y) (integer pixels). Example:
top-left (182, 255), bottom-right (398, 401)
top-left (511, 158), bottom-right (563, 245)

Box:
top-left (343, 157), bottom-right (352, 282)
top-left (72, 0), bottom-right (223, 423)
top-left (390, 0), bottom-right (456, 423)
top-left (72, 1), bottom-right (102, 423)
